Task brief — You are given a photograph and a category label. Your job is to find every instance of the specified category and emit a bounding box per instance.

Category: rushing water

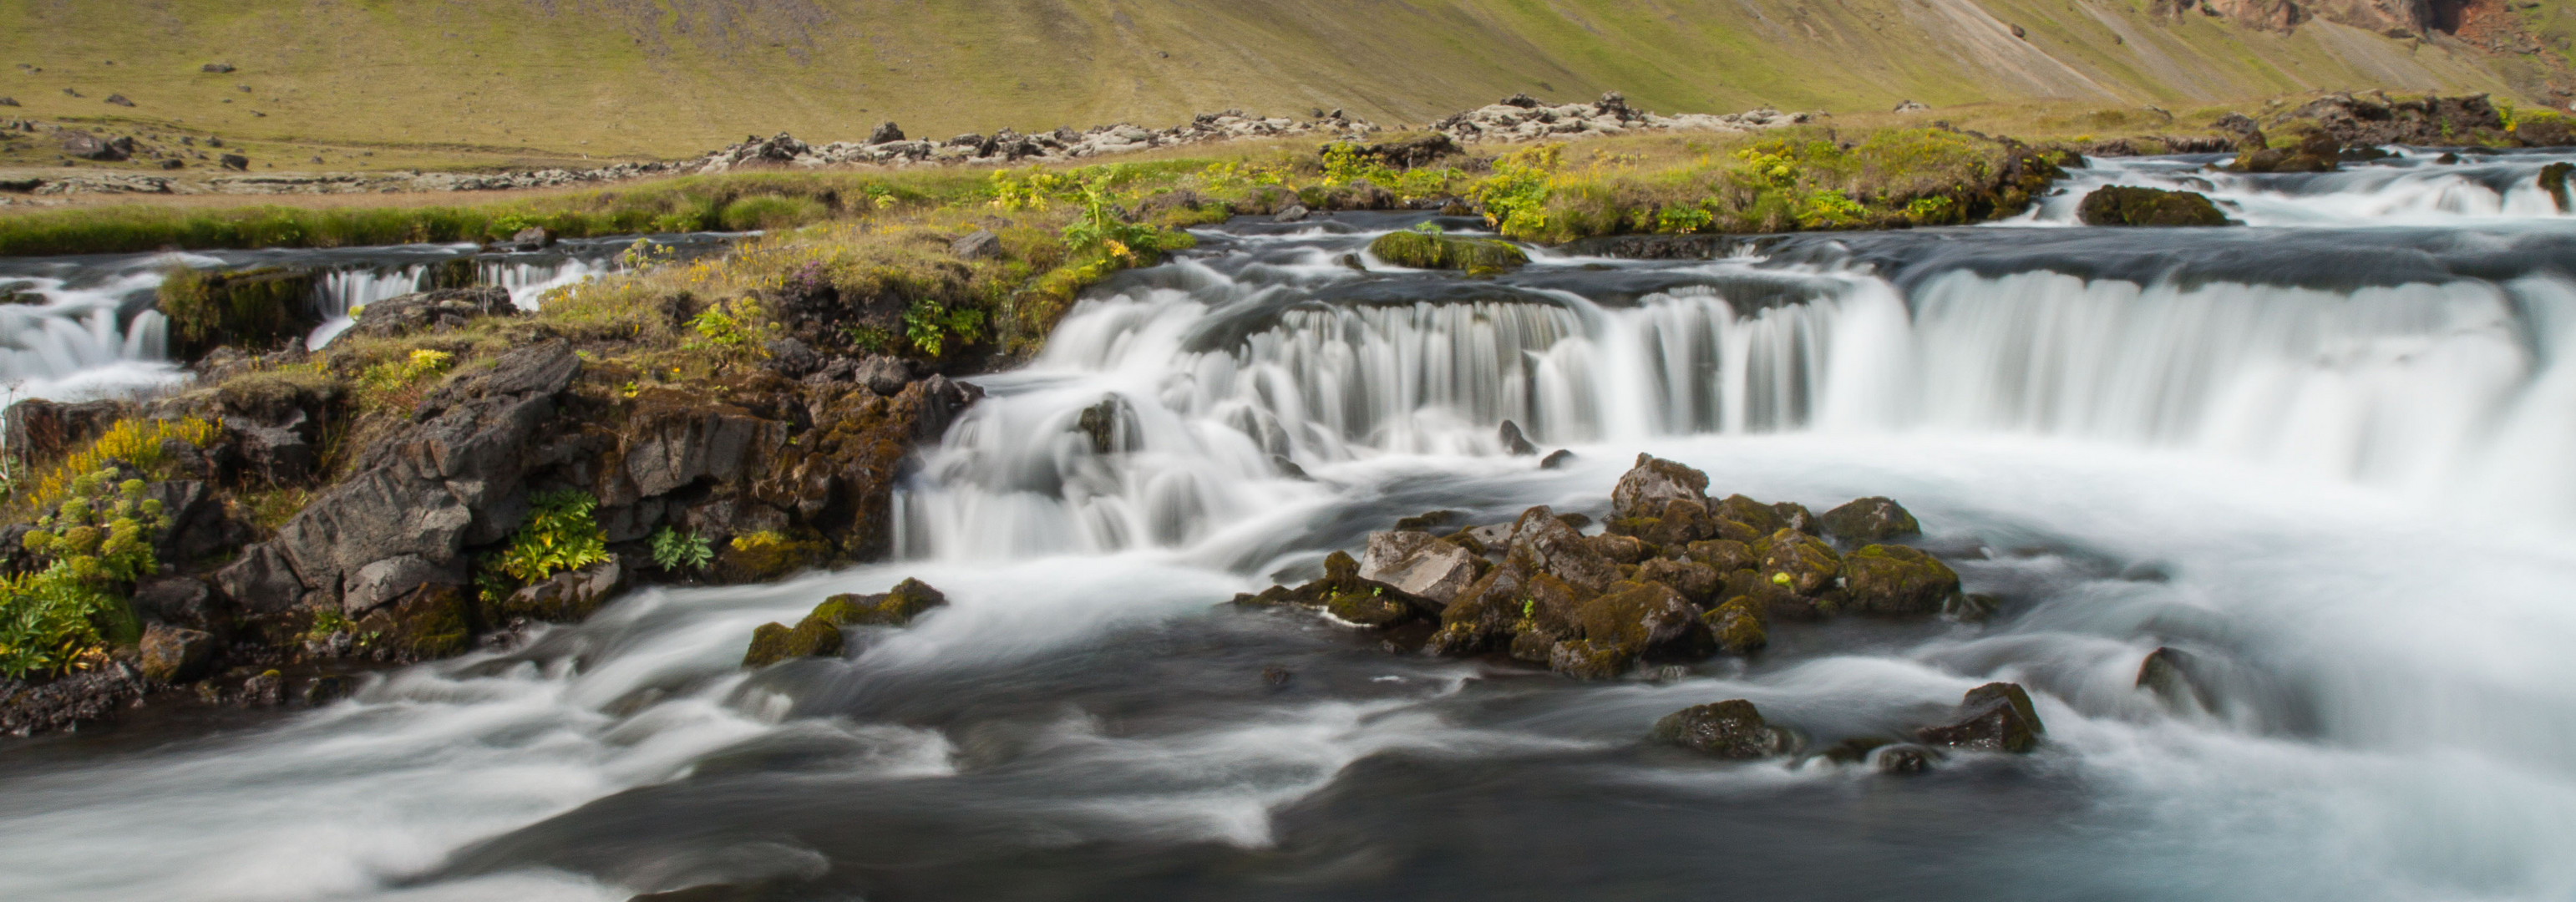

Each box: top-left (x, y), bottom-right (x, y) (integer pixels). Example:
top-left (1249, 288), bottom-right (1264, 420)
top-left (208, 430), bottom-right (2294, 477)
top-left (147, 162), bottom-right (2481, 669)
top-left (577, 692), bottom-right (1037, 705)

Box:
top-left (7, 155), bottom-right (2576, 901)
top-left (0, 234), bottom-right (733, 408)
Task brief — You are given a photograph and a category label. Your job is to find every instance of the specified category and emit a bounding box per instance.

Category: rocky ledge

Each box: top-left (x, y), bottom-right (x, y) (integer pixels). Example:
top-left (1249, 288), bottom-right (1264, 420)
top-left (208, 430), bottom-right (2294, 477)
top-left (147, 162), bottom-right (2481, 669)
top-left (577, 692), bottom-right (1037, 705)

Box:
top-left (0, 289), bottom-right (981, 735)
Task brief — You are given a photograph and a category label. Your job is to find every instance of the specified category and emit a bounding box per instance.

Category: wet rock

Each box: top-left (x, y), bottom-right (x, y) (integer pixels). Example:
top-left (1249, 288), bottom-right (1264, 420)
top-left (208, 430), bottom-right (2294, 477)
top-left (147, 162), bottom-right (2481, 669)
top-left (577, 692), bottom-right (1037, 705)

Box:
top-left (2136, 646), bottom-right (2214, 712)
top-left (811, 577), bottom-right (949, 627)
top-left (3, 663), bottom-right (145, 735)
top-left (351, 584), bottom-right (473, 660)
top-left (341, 554), bottom-right (464, 615)
top-left (1393, 510), bottom-right (1458, 530)
top-left (742, 617), bottom-right (842, 667)
top-left (1073, 395), bottom-right (1133, 454)
top-left (1702, 595), bottom-right (1767, 654)
top-left (2077, 186), bottom-right (2237, 226)
top-left (1683, 538), bottom-right (1758, 573)
top-left (241, 669), bottom-right (285, 706)
top-left (138, 622), bottom-right (214, 683)
top-left (1636, 556), bottom-right (1718, 603)
top-left (1559, 580), bottom-right (1701, 677)
top-left (1820, 496), bottom-right (1921, 542)
top-left (1274, 205), bottom-right (1310, 223)
top-left (1756, 528), bottom-right (1840, 596)
top-left (1505, 505), bottom-right (1618, 594)
top-left (1875, 744), bottom-right (1934, 773)
top-left (1916, 682), bottom-right (2044, 753)
top-left (1588, 533), bottom-right (1651, 565)
top-left (1610, 454), bottom-right (1709, 519)
top-left (1708, 494), bottom-right (1779, 540)
top-left (347, 286), bottom-right (515, 338)
top-left (1651, 699), bottom-right (1787, 758)
top-left (1497, 419), bottom-right (1539, 456)
top-left (2541, 162), bottom-right (2573, 214)
top-left (1539, 448), bottom-right (1574, 469)
top-left (1769, 501), bottom-right (1818, 536)
top-left (1424, 552), bottom-right (1580, 655)
top-left (301, 675), bottom-right (353, 706)
top-left (1367, 231), bottom-right (1527, 274)
top-left (1839, 544), bottom-right (1961, 616)
top-left (1359, 530), bottom-right (1482, 607)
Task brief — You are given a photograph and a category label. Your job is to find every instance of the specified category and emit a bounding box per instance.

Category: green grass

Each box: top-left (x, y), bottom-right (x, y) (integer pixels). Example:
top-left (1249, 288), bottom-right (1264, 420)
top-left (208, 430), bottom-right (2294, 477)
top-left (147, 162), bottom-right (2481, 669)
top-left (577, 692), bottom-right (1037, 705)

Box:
top-left (0, 0), bottom-right (2550, 173)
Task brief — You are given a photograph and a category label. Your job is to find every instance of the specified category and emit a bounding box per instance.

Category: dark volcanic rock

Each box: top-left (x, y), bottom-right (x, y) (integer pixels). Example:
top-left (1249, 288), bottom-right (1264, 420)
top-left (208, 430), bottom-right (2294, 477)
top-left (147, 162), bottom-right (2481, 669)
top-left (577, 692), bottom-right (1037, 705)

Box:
top-left (346, 286), bottom-right (515, 339)
top-left (1818, 496), bottom-right (1920, 542)
top-left (1652, 699), bottom-right (1789, 758)
top-left (2077, 186), bottom-right (2237, 226)
top-left (1916, 682), bottom-right (2045, 753)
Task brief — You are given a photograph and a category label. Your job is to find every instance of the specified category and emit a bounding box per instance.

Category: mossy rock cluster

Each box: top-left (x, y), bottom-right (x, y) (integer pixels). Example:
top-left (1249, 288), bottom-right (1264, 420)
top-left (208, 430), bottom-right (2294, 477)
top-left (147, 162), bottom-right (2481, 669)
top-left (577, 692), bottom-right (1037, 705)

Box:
top-left (743, 576), bottom-right (948, 667)
top-left (1250, 453), bottom-right (1978, 682)
top-left (1367, 231), bottom-right (1528, 274)
top-left (155, 266), bottom-right (324, 360)
top-left (715, 530), bottom-right (831, 584)
top-left (2076, 186), bottom-right (2237, 227)
top-left (2224, 129), bottom-right (2340, 174)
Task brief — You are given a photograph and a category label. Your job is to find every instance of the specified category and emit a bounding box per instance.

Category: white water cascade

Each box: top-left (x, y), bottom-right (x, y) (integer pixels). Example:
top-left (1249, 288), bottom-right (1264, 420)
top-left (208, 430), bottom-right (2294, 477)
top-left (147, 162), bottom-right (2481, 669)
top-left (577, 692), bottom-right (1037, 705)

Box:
top-left (305, 255), bottom-right (613, 347)
top-left (2016, 149), bottom-right (2576, 226)
top-left (901, 236), bottom-right (2576, 560)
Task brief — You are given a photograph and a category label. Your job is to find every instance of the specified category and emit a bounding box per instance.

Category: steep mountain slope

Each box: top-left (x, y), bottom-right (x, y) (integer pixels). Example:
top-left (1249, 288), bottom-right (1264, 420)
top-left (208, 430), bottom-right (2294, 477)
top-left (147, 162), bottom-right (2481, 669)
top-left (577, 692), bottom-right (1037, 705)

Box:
top-left (0, 0), bottom-right (2560, 160)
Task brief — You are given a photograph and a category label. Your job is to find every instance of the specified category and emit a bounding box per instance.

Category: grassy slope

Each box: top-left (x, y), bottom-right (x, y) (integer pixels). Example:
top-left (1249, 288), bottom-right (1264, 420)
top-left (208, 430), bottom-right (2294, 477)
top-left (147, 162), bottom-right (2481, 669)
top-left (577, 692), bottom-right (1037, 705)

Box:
top-left (0, 0), bottom-right (2546, 166)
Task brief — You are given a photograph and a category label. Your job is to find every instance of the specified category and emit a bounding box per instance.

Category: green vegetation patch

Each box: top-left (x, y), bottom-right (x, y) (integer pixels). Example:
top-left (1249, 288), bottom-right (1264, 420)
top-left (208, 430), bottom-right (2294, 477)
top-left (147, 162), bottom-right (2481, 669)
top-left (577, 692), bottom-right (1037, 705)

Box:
top-left (1369, 228), bottom-right (1529, 274)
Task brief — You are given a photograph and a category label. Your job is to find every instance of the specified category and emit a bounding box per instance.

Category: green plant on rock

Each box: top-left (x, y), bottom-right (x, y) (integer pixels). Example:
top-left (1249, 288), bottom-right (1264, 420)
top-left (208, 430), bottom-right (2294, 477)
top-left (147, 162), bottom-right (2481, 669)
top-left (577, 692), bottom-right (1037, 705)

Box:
top-left (487, 213), bottom-right (538, 239)
top-left (650, 525), bottom-right (713, 573)
top-left (2, 470), bottom-right (163, 677)
top-left (685, 296), bottom-right (777, 358)
top-left (989, 166), bottom-right (1078, 211)
top-left (1656, 203), bottom-right (1716, 234)
top-left (494, 489), bottom-right (609, 585)
top-left (903, 297), bottom-right (986, 357)
top-left (1467, 144), bottom-right (1562, 239)
top-left (1061, 174), bottom-right (1171, 262)
top-left (357, 348), bottom-right (454, 408)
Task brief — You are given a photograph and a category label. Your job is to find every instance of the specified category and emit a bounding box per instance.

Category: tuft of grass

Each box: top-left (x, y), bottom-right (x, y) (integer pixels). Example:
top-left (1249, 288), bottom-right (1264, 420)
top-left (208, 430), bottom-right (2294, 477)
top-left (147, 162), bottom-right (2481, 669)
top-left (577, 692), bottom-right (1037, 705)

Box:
top-left (6, 418), bottom-right (224, 520)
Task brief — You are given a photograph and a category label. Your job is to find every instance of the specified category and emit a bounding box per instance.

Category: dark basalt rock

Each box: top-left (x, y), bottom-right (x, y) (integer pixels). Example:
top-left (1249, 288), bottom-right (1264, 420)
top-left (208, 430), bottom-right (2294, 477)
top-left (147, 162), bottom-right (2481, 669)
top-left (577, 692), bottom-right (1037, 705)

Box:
top-left (2137, 646), bottom-right (2216, 713)
top-left (1652, 699), bottom-right (1788, 758)
top-left (1497, 419), bottom-right (1539, 456)
top-left (3, 398), bottom-right (124, 465)
top-left (138, 622), bottom-right (215, 683)
top-left (1916, 682), bottom-right (2045, 753)
top-left (1819, 496), bottom-right (1920, 542)
top-left (2, 663), bottom-right (144, 736)
top-left (1755, 528), bottom-right (1839, 596)
top-left (346, 286), bottom-right (515, 339)
top-left (1610, 454), bottom-right (1709, 519)
top-left (2077, 186), bottom-right (2237, 226)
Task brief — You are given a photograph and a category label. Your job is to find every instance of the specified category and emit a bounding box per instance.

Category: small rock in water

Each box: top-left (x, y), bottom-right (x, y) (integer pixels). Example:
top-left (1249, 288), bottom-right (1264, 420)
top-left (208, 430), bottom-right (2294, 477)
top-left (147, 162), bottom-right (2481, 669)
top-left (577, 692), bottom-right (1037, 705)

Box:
top-left (1819, 496), bottom-right (1919, 542)
top-left (1260, 666), bottom-right (1294, 687)
top-left (301, 675), bottom-right (353, 707)
top-left (1539, 448), bottom-right (1574, 469)
top-left (1274, 205), bottom-right (1310, 223)
top-left (1916, 682), bottom-right (2045, 753)
top-left (1875, 744), bottom-right (1934, 774)
top-left (2136, 646), bottom-right (2214, 712)
top-left (1497, 419), bottom-right (1539, 456)
top-left (1652, 699), bottom-right (1788, 758)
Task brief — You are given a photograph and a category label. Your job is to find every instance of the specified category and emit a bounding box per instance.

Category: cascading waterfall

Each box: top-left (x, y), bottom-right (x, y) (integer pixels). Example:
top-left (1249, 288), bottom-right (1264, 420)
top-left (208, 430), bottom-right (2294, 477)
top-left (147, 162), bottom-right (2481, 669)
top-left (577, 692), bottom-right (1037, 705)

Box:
top-left (12, 166), bottom-right (2576, 902)
top-left (2016, 149), bottom-right (2576, 226)
top-left (306, 255), bottom-right (613, 347)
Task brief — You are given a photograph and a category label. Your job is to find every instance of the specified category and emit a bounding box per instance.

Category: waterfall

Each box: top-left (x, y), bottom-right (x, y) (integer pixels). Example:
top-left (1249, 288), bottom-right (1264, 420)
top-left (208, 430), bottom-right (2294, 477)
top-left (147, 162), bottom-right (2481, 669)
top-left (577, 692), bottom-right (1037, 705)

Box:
top-left (2017, 149), bottom-right (2576, 226)
top-left (305, 256), bottom-right (612, 348)
top-left (904, 221), bottom-right (2576, 559)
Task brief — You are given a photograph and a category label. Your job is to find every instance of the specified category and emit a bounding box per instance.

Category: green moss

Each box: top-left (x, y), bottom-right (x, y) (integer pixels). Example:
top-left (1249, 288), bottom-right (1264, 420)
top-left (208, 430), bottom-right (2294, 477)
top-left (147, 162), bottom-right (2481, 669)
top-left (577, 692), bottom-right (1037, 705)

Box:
top-left (1367, 231), bottom-right (1529, 274)
top-left (156, 266), bottom-right (322, 359)
top-left (1705, 595), bottom-right (1767, 654)
top-left (717, 530), bottom-right (829, 583)
top-left (1839, 544), bottom-right (1961, 616)
top-left (740, 616), bottom-right (846, 668)
top-left (2542, 162), bottom-right (2573, 213)
top-left (2076, 186), bottom-right (2237, 227)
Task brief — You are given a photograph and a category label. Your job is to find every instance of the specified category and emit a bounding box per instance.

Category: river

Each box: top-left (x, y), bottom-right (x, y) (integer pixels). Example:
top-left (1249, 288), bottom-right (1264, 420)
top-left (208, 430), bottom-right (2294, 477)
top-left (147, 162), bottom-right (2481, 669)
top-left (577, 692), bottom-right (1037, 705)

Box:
top-left (3, 148), bottom-right (2574, 901)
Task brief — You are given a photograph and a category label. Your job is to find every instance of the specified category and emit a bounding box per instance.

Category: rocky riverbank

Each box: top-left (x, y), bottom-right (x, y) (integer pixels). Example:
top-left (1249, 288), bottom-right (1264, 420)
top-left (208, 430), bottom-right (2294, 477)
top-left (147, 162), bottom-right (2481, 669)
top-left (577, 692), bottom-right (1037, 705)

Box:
top-left (0, 92), bottom-right (1811, 200)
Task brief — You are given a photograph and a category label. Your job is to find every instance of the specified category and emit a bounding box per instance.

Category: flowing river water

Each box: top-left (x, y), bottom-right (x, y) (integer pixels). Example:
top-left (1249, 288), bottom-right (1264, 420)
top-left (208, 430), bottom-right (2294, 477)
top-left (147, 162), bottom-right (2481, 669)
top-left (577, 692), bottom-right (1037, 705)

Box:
top-left (4, 152), bottom-right (2576, 900)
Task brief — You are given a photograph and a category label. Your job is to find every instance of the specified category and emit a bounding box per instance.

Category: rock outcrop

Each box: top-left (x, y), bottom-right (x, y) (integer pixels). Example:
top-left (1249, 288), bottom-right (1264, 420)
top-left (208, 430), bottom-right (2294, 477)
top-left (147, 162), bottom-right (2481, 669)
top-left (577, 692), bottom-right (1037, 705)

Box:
top-left (1430, 92), bottom-right (1810, 144)
top-left (1652, 699), bottom-right (1790, 758)
top-left (2077, 186), bottom-right (2238, 226)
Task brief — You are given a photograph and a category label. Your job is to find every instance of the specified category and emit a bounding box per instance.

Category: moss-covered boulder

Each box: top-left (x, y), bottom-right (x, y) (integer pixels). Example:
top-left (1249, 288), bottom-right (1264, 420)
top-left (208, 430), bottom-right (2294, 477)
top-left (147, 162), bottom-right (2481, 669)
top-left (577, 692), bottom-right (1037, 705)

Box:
top-left (1756, 528), bottom-right (1840, 596)
top-left (813, 577), bottom-right (950, 627)
top-left (1839, 544), bottom-right (1960, 616)
top-left (1611, 454), bottom-right (1710, 519)
top-left (1235, 550), bottom-right (1428, 630)
top-left (743, 577), bottom-right (947, 667)
top-left (1367, 230), bottom-right (1528, 274)
top-left (2541, 161), bottom-right (2573, 213)
top-left (1703, 595), bottom-right (1767, 655)
top-left (1651, 699), bottom-right (1788, 759)
top-left (2224, 129), bottom-right (2339, 175)
top-left (1819, 496), bottom-right (1920, 543)
top-left (1914, 682), bottom-right (2044, 753)
top-left (1683, 539), bottom-right (1758, 573)
top-left (2077, 186), bottom-right (2237, 226)
top-left (1545, 580), bottom-right (1703, 678)
top-left (742, 617), bottom-right (844, 668)
top-left (1424, 551), bottom-right (1585, 655)
top-left (1635, 556), bottom-right (1719, 604)
top-left (156, 266), bottom-right (323, 360)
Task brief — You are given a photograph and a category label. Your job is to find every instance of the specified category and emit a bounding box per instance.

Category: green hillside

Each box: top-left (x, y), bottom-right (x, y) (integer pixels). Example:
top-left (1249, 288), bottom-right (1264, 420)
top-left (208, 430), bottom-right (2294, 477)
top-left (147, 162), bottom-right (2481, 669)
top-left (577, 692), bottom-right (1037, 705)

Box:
top-left (0, 0), bottom-right (2559, 163)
